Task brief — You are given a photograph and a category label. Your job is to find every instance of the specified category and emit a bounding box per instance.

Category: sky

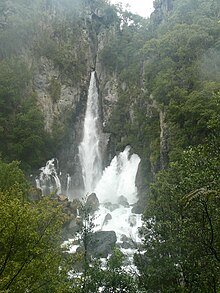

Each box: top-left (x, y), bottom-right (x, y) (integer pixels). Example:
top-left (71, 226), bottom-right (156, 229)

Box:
top-left (109, 0), bottom-right (155, 18)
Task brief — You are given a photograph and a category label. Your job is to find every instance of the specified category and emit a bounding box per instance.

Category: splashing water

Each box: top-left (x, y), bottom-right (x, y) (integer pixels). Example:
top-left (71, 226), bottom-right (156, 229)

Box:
top-left (78, 72), bottom-right (142, 253)
top-left (36, 158), bottom-right (61, 195)
top-left (95, 146), bottom-right (141, 204)
top-left (37, 71), bottom-right (142, 258)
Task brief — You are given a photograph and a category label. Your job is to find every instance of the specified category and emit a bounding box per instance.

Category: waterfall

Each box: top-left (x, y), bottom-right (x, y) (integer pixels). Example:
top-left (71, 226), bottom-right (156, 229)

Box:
top-left (79, 71), bottom-right (141, 204)
top-left (37, 71), bottom-right (142, 264)
top-left (78, 71), bottom-right (142, 249)
top-left (66, 174), bottom-right (71, 197)
top-left (78, 71), bottom-right (102, 194)
top-left (95, 146), bottom-right (141, 204)
top-left (36, 158), bottom-right (61, 195)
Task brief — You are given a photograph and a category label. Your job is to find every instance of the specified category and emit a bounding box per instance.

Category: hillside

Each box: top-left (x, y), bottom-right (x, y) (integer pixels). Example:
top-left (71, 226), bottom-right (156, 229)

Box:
top-left (0, 0), bottom-right (220, 291)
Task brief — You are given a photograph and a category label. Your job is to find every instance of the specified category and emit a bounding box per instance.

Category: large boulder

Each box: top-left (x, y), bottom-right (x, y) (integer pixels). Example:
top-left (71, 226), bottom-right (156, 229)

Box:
top-left (103, 213), bottom-right (112, 225)
top-left (86, 193), bottom-right (99, 214)
top-left (58, 194), bottom-right (68, 202)
top-left (119, 234), bottom-right (136, 249)
top-left (131, 198), bottom-right (146, 214)
top-left (118, 195), bottom-right (129, 208)
top-left (128, 214), bottom-right (137, 227)
top-left (103, 202), bottom-right (119, 211)
top-left (88, 231), bottom-right (117, 258)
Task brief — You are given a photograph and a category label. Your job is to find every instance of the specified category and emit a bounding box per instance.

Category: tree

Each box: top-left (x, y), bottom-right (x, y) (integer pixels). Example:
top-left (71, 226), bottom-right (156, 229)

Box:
top-left (0, 59), bottom-right (54, 171)
top-left (0, 160), bottom-right (70, 292)
top-left (82, 248), bottom-right (139, 292)
top-left (136, 138), bottom-right (220, 292)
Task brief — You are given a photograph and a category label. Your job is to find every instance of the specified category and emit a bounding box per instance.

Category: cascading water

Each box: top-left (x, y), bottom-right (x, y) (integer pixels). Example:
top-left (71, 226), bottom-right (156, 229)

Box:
top-left (36, 158), bottom-right (61, 195)
top-left (37, 71), bottom-right (142, 264)
top-left (93, 145), bottom-right (142, 245)
top-left (78, 71), bottom-right (102, 194)
top-left (79, 71), bottom-right (142, 255)
top-left (66, 174), bottom-right (71, 197)
top-left (95, 146), bottom-right (141, 204)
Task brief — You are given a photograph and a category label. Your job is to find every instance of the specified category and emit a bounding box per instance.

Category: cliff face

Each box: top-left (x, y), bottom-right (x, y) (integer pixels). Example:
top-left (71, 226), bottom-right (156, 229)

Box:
top-left (33, 8), bottom-right (119, 133)
top-left (151, 0), bottom-right (173, 25)
top-left (0, 0), bottom-right (173, 197)
top-left (28, 3), bottom-right (121, 195)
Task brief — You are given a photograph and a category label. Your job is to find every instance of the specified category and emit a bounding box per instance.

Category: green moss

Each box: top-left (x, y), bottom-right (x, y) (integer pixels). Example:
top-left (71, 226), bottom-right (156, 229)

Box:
top-left (48, 77), bottom-right (61, 103)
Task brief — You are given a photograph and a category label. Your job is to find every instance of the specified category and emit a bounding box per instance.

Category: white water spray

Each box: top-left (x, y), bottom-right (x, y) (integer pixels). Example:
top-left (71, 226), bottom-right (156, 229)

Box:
top-left (36, 158), bottom-right (61, 195)
top-left (79, 71), bottom-right (102, 194)
top-left (37, 71), bottom-right (142, 258)
top-left (66, 174), bottom-right (71, 197)
top-left (78, 71), bottom-right (142, 250)
top-left (95, 146), bottom-right (140, 204)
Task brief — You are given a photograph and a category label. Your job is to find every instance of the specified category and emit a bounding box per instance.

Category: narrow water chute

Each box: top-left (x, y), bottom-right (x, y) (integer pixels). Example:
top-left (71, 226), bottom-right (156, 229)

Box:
top-left (78, 71), bottom-right (102, 194)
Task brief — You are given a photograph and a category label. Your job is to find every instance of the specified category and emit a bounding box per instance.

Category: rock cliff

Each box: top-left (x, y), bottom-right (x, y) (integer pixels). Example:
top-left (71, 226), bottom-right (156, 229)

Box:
top-left (30, 2), bottom-right (120, 197)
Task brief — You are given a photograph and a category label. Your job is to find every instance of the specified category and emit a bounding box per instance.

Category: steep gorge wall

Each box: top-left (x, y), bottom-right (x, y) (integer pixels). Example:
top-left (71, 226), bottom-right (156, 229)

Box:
top-left (0, 0), bottom-right (173, 199)
top-left (31, 5), bottom-right (121, 197)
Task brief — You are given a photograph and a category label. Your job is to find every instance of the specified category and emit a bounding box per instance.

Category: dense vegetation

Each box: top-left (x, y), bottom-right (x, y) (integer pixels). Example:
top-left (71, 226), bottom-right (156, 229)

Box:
top-left (0, 0), bottom-right (220, 291)
top-left (0, 0), bottom-right (90, 171)
top-left (0, 160), bottom-right (68, 292)
top-left (0, 160), bottom-right (140, 292)
top-left (132, 0), bottom-right (220, 291)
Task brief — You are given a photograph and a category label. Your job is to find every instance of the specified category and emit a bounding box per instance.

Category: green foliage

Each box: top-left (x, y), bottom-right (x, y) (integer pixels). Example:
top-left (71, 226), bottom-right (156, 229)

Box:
top-left (48, 77), bottom-right (61, 102)
top-left (81, 248), bottom-right (139, 292)
top-left (0, 160), bottom-right (69, 292)
top-left (0, 161), bottom-right (28, 197)
top-left (136, 138), bottom-right (220, 292)
top-left (0, 0), bottom-right (42, 58)
top-left (103, 0), bottom-right (220, 188)
top-left (99, 12), bottom-right (149, 83)
top-left (34, 24), bottom-right (87, 83)
top-left (168, 89), bottom-right (220, 156)
top-left (0, 59), bottom-right (54, 170)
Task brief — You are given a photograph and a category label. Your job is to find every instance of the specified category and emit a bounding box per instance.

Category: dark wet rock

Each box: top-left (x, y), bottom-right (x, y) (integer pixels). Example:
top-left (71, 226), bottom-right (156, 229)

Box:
top-left (103, 202), bottom-right (119, 211)
top-left (131, 198), bottom-right (146, 214)
top-left (119, 234), bottom-right (136, 249)
top-left (68, 199), bottom-right (82, 215)
top-left (118, 195), bottom-right (129, 208)
top-left (62, 215), bottom-right (83, 240)
top-left (58, 194), bottom-right (68, 202)
top-left (61, 199), bottom-right (83, 240)
top-left (88, 231), bottom-right (117, 258)
top-left (128, 214), bottom-right (137, 227)
top-left (103, 213), bottom-right (112, 225)
top-left (86, 193), bottom-right (99, 214)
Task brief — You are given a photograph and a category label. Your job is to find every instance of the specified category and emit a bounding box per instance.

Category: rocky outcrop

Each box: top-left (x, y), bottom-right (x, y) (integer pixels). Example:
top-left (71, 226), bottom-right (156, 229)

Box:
top-left (34, 56), bottom-right (86, 133)
top-left (103, 202), bottom-right (120, 212)
top-left (118, 195), bottom-right (129, 208)
top-left (103, 213), bottom-right (112, 225)
top-left (85, 193), bottom-right (99, 214)
top-left (119, 234), bottom-right (137, 249)
top-left (131, 197), bottom-right (147, 214)
top-left (60, 198), bottom-right (82, 239)
top-left (87, 230), bottom-right (117, 258)
top-left (57, 194), bottom-right (68, 202)
top-left (151, 0), bottom-right (173, 25)
top-left (32, 6), bottom-right (120, 196)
